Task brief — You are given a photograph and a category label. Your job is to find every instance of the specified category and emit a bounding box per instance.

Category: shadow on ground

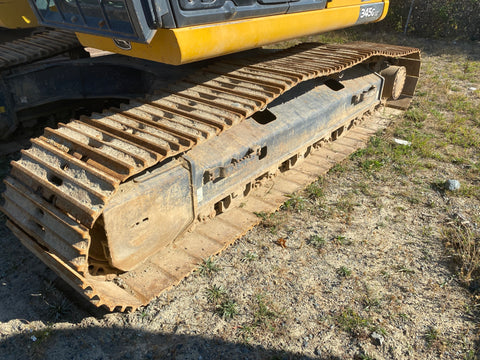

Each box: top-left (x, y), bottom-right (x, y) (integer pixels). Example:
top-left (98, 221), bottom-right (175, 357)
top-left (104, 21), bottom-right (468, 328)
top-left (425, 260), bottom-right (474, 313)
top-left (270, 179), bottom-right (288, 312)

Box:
top-left (0, 327), bottom-right (346, 360)
top-left (0, 219), bottom-right (342, 360)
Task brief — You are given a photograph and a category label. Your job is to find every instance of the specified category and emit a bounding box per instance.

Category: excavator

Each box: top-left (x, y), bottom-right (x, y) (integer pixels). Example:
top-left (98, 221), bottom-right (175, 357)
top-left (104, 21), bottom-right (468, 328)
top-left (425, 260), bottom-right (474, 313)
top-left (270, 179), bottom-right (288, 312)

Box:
top-left (0, 0), bottom-right (420, 311)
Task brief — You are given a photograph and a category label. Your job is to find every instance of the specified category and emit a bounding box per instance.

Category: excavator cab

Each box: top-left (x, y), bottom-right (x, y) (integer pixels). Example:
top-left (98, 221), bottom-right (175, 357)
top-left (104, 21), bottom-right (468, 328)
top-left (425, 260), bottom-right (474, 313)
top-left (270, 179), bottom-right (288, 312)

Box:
top-left (30, 0), bottom-right (158, 42)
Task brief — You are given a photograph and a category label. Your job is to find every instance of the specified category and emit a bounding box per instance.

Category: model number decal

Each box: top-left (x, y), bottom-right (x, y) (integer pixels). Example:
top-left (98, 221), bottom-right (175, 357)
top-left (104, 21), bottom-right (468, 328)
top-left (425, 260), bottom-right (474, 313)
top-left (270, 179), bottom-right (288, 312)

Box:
top-left (356, 3), bottom-right (384, 24)
top-left (360, 6), bottom-right (380, 19)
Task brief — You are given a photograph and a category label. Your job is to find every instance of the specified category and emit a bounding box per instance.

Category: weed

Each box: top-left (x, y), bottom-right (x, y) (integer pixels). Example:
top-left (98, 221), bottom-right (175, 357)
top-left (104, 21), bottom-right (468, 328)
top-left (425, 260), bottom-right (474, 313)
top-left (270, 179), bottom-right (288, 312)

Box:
top-left (421, 248), bottom-right (433, 261)
top-left (254, 295), bottom-right (277, 321)
top-left (361, 159), bottom-right (383, 172)
top-left (350, 148), bottom-right (366, 159)
top-left (336, 308), bottom-right (370, 334)
top-left (282, 193), bottom-right (306, 211)
top-left (380, 270), bottom-right (390, 280)
top-left (369, 134), bottom-right (383, 148)
top-left (372, 326), bottom-right (387, 336)
top-left (406, 195), bottom-right (420, 205)
top-left (255, 211), bottom-right (281, 234)
top-left (254, 211), bottom-right (268, 220)
top-left (308, 235), bottom-right (326, 249)
top-left (442, 222), bottom-right (480, 284)
top-left (333, 235), bottom-right (352, 246)
top-left (139, 310), bottom-right (149, 319)
top-left (206, 284), bottom-right (226, 303)
top-left (362, 296), bottom-right (380, 311)
top-left (337, 266), bottom-right (352, 278)
top-left (41, 281), bottom-right (57, 297)
top-left (253, 294), bottom-right (280, 331)
top-left (404, 108), bottom-right (427, 123)
top-left (395, 265), bottom-right (415, 275)
top-left (47, 298), bottom-right (71, 320)
top-left (241, 251), bottom-right (258, 262)
top-left (239, 325), bottom-right (254, 342)
top-left (329, 163), bottom-right (346, 173)
top-left (306, 182), bottom-right (324, 200)
top-left (425, 326), bottom-right (440, 347)
top-left (335, 197), bottom-right (356, 216)
top-left (216, 299), bottom-right (238, 320)
top-left (198, 257), bottom-right (220, 276)
top-left (356, 181), bottom-right (376, 197)
top-left (464, 349), bottom-right (476, 360)
top-left (421, 226), bottom-right (433, 237)
top-left (31, 324), bottom-right (54, 344)
top-left (459, 185), bottom-right (480, 200)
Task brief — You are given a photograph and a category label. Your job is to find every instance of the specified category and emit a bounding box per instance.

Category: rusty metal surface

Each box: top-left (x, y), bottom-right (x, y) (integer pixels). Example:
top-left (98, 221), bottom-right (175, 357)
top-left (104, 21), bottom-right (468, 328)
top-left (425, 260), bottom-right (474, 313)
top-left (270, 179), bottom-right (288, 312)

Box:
top-left (0, 29), bottom-right (81, 71)
top-left (1, 42), bottom-right (421, 311)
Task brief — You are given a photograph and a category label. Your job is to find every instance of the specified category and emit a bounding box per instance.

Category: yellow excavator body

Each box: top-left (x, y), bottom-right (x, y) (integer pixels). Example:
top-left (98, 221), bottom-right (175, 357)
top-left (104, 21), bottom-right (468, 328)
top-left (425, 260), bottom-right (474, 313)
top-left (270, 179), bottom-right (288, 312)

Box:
top-left (0, 0), bottom-right (38, 28)
top-left (76, 0), bottom-right (389, 65)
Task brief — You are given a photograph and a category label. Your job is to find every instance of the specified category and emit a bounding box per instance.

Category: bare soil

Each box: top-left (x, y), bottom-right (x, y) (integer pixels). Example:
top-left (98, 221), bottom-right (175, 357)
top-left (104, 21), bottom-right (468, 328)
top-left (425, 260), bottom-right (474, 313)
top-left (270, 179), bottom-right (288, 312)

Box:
top-left (0, 35), bottom-right (479, 360)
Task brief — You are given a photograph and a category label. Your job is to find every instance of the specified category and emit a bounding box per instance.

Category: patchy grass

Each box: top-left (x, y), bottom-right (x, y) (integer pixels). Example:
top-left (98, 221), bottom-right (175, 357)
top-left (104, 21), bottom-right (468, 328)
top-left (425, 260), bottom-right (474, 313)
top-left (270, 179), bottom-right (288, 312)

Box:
top-left (198, 257), bottom-right (220, 276)
top-left (241, 251), bottom-right (258, 262)
top-left (335, 308), bottom-right (370, 335)
top-left (216, 299), bottom-right (239, 320)
top-left (307, 235), bottom-right (326, 249)
top-left (254, 211), bottom-right (285, 234)
top-left (206, 284), bottom-right (226, 303)
top-left (253, 294), bottom-right (280, 330)
top-left (337, 266), bottom-right (352, 278)
top-left (282, 193), bottom-right (306, 211)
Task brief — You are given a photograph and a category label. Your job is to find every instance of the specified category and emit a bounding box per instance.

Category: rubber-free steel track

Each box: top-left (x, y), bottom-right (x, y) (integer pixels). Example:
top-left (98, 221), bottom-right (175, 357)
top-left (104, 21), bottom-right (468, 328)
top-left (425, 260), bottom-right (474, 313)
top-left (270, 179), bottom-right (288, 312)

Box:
top-left (0, 29), bottom-right (81, 71)
top-left (1, 42), bottom-right (420, 310)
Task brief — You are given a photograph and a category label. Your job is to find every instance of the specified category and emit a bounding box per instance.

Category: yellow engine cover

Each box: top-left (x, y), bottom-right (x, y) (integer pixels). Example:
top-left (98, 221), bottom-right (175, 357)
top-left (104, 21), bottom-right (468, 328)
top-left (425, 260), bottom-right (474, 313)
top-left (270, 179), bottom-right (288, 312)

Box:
top-left (0, 0), bottom-right (38, 28)
top-left (76, 0), bottom-right (389, 65)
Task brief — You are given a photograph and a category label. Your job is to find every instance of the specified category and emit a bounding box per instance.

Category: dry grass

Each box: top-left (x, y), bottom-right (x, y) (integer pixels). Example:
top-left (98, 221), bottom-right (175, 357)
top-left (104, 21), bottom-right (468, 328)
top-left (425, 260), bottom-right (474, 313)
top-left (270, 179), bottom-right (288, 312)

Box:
top-left (443, 223), bottom-right (480, 286)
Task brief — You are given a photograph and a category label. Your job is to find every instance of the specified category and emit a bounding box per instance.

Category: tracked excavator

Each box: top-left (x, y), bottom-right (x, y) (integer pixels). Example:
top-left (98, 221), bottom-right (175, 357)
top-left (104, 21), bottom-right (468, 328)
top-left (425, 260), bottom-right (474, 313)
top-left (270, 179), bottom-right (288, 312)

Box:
top-left (0, 0), bottom-right (420, 310)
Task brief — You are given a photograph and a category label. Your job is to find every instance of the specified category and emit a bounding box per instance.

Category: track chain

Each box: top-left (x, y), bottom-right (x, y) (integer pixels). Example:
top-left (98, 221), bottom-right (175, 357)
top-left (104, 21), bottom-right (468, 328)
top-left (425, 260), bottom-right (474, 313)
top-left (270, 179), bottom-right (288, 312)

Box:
top-left (1, 42), bottom-right (421, 310)
top-left (0, 29), bottom-right (81, 71)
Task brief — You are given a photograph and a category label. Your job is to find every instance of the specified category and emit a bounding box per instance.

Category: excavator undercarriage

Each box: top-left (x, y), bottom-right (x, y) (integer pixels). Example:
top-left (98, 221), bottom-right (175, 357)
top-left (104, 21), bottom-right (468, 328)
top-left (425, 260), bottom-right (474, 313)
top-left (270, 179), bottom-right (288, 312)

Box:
top-left (0, 0), bottom-right (423, 311)
top-left (1, 41), bottom-right (420, 310)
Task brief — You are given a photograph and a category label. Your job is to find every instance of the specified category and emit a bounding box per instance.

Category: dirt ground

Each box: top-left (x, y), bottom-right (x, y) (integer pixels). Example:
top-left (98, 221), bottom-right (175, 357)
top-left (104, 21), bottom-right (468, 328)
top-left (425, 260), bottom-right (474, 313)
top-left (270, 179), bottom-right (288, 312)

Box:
top-left (0, 34), bottom-right (479, 360)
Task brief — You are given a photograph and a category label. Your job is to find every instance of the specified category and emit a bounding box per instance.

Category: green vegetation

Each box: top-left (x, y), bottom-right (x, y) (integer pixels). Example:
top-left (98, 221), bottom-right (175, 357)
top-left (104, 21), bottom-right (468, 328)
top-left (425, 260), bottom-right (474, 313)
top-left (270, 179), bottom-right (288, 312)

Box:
top-left (306, 181), bottom-right (325, 200)
top-left (205, 285), bottom-right (238, 320)
top-left (308, 235), bottom-right (326, 249)
top-left (241, 251), bottom-right (258, 262)
top-left (337, 266), bottom-right (352, 278)
top-left (376, 0), bottom-right (479, 40)
top-left (216, 299), bottom-right (239, 320)
top-left (333, 235), bottom-right (352, 246)
top-left (254, 211), bottom-right (283, 234)
top-left (336, 308), bottom-right (370, 334)
top-left (282, 193), bottom-right (306, 211)
top-left (198, 257), bottom-right (220, 276)
top-left (206, 284), bottom-right (226, 303)
top-left (253, 294), bottom-right (280, 330)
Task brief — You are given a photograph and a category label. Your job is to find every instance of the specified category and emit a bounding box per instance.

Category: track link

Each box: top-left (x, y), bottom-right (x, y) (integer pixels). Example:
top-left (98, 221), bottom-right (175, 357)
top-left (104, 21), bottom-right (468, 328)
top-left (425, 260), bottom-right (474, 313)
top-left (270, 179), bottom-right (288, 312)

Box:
top-left (1, 42), bottom-right (420, 310)
top-left (0, 29), bottom-right (81, 71)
